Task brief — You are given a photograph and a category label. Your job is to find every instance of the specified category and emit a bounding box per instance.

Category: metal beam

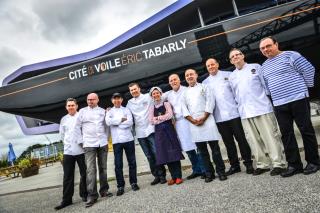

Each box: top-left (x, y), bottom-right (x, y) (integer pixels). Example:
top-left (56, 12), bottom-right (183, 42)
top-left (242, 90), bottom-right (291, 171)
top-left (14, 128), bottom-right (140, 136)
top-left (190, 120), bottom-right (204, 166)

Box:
top-left (232, 0), bottom-right (239, 17)
top-left (168, 24), bottom-right (173, 36)
top-left (231, 0), bottom-right (320, 51)
top-left (197, 7), bottom-right (205, 27)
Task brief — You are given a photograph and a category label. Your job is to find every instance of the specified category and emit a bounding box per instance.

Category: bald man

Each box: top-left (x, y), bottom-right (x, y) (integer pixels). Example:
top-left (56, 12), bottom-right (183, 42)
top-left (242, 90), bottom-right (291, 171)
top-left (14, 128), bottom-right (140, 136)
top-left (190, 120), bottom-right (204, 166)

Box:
top-left (75, 93), bottom-right (112, 208)
top-left (165, 74), bottom-right (204, 179)
top-left (182, 69), bottom-right (227, 182)
top-left (203, 58), bottom-right (253, 175)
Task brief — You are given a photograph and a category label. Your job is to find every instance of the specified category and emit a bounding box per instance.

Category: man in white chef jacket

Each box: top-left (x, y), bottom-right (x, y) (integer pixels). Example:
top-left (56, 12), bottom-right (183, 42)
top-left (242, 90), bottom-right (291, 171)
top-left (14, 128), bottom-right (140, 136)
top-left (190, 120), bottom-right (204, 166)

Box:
top-left (228, 48), bottom-right (286, 176)
top-left (74, 93), bottom-right (112, 208)
top-left (55, 98), bottom-right (87, 210)
top-left (126, 83), bottom-right (166, 185)
top-left (105, 93), bottom-right (140, 197)
top-left (182, 69), bottom-right (227, 182)
top-left (203, 58), bottom-right (254, 175)
top-left (165, 74), bottom-right (204, 180)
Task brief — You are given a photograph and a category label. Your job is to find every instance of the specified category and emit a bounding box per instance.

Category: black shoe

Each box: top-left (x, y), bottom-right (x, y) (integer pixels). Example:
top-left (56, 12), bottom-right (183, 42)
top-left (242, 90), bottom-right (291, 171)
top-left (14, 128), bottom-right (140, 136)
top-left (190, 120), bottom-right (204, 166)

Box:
top-left (200, 173), bottom-right (206, 179)
top-left (160, 177), bottom-right (167, 184)
top-left (116, 187), bottom-right (124, 196)
top-left (54, 201), bottom-right (72, 210)
top-left (246, 165), bottom-right (254, 174)
top-left (225, 167), bottom-right (241, 176)
top-left (218, 174), bottom-right (228, 181)
top-left (150, 177), bottom-right (160, 185)
top-left (81, 197), bottom-right (87, 202)
top-left (85, 199), bottom-right (97, 208)
top-left (131, 183), bottom-right (140, 191)
top-left (270, 167), bottom-right (285, 176)
top-left (252, 168), bottom-right (270, 176)
top-left (100, 191), bottom-right (113, 198)
top-left (204, 175), bottom-right (215, 183)
top-left (303, 163), bottom-right (319, 175)
top-left (186, 173), bottom-right (201, 180)
top-left (280, 166), bottom-right (303, 178)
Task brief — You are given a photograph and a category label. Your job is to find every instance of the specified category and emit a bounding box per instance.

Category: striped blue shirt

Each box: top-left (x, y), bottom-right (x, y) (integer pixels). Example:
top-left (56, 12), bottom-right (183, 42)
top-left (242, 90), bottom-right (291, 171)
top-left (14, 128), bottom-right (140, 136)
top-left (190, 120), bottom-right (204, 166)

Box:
top-left (261, 51), bottom-right (315, 106)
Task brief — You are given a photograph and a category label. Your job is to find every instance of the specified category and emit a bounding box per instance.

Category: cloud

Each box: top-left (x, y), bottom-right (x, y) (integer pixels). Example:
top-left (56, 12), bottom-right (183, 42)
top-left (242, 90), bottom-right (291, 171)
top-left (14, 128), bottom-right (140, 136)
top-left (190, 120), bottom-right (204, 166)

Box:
top-left (0, 0), bottom-right (176, 157)
top-left (31, 0), bottom-right (103, 42)
top-left (0, 46), bottom-right (24, 82)
top-left (0, 112), bottom-right (60, 157)
top-left (0, 113), bottom-right (27, 140)
top-left (0, 2), bottom-right (36, 34)
top-left (76, 0), bottom-right (176, 53)
top-left (30, 0), bottom-right (175, 45)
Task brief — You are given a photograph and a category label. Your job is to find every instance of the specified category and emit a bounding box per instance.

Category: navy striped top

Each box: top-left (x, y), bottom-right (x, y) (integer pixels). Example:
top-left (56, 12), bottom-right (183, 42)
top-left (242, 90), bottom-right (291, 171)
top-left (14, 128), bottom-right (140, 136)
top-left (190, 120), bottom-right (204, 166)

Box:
top-left (261, 51), bottom-right (315, 106)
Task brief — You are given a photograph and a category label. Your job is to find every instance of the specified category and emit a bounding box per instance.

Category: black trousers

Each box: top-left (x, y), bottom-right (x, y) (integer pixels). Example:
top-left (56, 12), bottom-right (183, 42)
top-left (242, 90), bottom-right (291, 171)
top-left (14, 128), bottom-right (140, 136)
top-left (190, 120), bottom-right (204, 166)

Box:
top-left (166, 161), bottom-right (182, 179)
top-left (217, 117), bottom-right (253, 168)
top-left (62, 154), bottom-right (87, 203)
top-left (274, 98), bottom-right (320, 169)
top-left (113, 141), bottom-right (137, 188)
top-left (196, 141), bottom-right (225, 177)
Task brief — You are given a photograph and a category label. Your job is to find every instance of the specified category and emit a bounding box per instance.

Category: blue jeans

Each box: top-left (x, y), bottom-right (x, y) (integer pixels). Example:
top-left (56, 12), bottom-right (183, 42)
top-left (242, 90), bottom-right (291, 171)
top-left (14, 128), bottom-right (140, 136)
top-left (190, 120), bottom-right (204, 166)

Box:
top-left (186, 149), bottom-right (205, 174)
top-left (113, 141), bottom-right (137, 188)
top-left (137, 133), bottom-right (166, 178)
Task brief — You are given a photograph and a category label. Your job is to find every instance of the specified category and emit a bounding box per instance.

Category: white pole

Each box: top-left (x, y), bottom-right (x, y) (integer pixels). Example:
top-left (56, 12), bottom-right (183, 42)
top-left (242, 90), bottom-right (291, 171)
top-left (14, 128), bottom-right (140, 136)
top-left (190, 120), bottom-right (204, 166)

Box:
top-left (232, 0), bottom-right (239, 17)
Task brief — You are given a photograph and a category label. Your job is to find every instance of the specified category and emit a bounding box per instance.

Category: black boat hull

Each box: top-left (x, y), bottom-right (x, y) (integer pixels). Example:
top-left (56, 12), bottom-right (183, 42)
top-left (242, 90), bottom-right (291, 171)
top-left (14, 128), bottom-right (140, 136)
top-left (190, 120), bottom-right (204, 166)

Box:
top-left (0, 0), bottom-right (319, 130)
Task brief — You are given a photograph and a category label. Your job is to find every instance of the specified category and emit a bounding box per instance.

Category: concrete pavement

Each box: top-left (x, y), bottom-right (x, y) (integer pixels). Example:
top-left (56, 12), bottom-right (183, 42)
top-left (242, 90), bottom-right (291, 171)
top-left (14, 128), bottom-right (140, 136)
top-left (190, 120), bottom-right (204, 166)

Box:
top-left (0, 164), bottom-right (320, 213)
top-left (0, 117), bottom-right (319, 212)
top-left (1, 116), bottom-right (319, 196)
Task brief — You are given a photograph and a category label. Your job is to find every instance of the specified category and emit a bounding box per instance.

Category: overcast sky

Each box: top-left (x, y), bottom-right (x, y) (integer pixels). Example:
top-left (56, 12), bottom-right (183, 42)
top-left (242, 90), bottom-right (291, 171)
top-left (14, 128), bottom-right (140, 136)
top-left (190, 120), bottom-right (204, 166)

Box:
top-left (0, 0), bottom-right (176, 158)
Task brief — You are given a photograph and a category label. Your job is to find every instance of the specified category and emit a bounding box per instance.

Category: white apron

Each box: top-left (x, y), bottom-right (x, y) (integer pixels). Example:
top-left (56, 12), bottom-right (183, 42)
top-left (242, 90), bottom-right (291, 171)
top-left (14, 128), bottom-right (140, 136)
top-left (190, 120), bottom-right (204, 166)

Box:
top-left (182, 83), bottom-right (221, 143)
top-left (175, 118), bottom-right (197, 151)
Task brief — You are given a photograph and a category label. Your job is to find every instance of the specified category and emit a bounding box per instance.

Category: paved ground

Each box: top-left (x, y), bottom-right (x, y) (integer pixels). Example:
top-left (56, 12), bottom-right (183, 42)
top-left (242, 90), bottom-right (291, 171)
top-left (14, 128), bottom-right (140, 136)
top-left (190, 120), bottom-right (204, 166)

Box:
top-left (0, 145), bottom-right (194, 195)
top-left (0, 116), bottom-right (319, 212)
top-left (0, 166), bottom-right (320, 213)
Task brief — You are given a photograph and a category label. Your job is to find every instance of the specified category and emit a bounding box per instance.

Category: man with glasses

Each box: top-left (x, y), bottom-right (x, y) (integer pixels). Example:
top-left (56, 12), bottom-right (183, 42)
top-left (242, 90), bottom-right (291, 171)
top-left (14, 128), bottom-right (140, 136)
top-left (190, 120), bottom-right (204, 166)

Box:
top-left (203, 58), bottom-right (254, 176)
top-left (260, 36), bottom-right (320, 177)
top-left (228, 48), bottom-right (286, 176)
top-left (75, 93), bottom-right (112, 208)
top-left (55, 98), bottom-right (87, 210)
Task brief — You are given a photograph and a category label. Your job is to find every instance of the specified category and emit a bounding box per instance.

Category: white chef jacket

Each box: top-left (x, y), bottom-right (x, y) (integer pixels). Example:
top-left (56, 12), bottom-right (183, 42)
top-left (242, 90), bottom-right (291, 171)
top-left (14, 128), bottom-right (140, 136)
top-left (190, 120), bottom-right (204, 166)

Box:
top-left (182, 83), bottom-right (221, 143)
top-left (166, 86), bottom-right (197, 151)
top-left (75, 106), bottom-right (109, 148)
top-left (126, 93), bottom-right (155, 138)
top-left (229, 63), bottom-right (273, 119)
top-left (202, 70), bottom-right (240, 123)
top-left (59, 113), bottom-right (84, 155)
top-left (105, 106), bottom-right (134, 144)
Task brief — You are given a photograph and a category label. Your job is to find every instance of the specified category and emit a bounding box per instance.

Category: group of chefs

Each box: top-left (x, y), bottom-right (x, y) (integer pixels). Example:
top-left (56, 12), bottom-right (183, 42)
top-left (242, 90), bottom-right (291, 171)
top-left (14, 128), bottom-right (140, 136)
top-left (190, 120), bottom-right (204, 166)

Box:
top-left (54, 36), bottom-right (319, 210)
